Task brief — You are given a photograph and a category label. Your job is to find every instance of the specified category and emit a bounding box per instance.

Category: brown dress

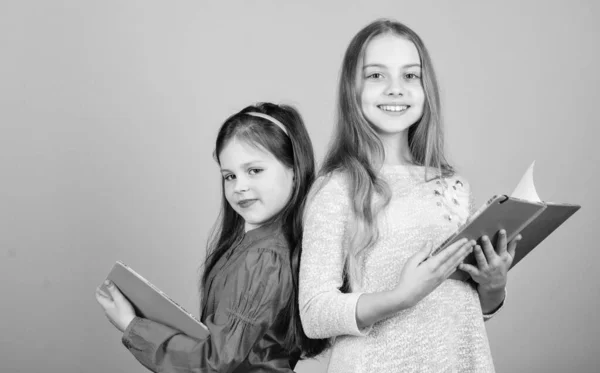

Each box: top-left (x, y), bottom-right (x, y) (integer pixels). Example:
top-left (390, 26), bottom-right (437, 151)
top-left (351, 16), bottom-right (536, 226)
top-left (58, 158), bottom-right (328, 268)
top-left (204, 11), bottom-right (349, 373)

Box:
top-left (121, 221), bottom-right (300, 372)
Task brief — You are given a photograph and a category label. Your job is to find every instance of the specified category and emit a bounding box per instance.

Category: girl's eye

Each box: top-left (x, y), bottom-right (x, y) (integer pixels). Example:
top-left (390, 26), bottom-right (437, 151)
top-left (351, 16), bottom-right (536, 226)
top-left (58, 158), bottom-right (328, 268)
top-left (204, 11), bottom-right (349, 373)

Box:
top-left (366, 72), bottom-right (383, 80)
top-left (405, 73), bottom-right (421, 80)
top-left (223, 174), bottom-right (235, 181)
top-left (248, 168), bottom-right (263, 175)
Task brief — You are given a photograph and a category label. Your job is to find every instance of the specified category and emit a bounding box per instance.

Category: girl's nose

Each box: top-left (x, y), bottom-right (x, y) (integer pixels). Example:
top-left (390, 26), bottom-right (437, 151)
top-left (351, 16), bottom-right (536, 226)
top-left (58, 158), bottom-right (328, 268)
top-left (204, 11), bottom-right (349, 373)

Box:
top-left (234, 178), bottom-right (250, 193)
top-left (385, 79), bottom-right (406, 96)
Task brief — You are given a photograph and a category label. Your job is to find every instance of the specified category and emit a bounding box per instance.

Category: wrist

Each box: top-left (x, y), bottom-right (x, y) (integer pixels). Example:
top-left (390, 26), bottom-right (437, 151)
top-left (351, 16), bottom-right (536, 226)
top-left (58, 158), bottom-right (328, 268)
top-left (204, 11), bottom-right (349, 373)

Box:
top-left (478, 284), bottom-right (506, 297)
top-left (478, 286), bottom-right (506, 314)
top-left (390, 287), bottom-right (413, 312)
top-left (121, 314), bottom-right (136, 333)
top-left (356, 290), bottom-right (402, 330)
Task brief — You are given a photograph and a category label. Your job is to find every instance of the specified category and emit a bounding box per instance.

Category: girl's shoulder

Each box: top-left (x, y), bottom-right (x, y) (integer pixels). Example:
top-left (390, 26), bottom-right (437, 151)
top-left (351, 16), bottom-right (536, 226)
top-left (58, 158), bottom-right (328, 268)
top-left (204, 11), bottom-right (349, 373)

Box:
top-left (231, 231), bottom-right (292, 283)
top-left (443, 171), bottom-right (471, 196)
top-left (442, 171), bottom-right (472, 194)
top-left (223, 232), bottom-right (293, 305)
top-left (438, 171), bottom-right (473, 215)
top-left (306, 171), bottom-right (352, 208)
top-left (244, 228), bottom-right (290, 260)
top-left (311, 170), bottom-right (351, 196)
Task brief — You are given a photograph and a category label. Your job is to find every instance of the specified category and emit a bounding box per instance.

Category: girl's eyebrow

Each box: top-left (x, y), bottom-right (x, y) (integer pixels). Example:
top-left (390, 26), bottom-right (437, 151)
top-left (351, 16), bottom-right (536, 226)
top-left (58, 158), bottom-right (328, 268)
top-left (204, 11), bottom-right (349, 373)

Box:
top-left (220, 160), bottom-right (265, 173)
top-left (363, 63), bottom-right (421, 69)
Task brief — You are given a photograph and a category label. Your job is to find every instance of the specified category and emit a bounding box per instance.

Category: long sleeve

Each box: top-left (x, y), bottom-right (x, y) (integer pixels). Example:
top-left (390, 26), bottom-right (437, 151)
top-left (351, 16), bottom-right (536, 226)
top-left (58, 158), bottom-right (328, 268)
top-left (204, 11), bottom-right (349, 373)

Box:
top-left (122, 247), bottom-right (291, 373)
top-left (299, 174), bottom-right (366, 339)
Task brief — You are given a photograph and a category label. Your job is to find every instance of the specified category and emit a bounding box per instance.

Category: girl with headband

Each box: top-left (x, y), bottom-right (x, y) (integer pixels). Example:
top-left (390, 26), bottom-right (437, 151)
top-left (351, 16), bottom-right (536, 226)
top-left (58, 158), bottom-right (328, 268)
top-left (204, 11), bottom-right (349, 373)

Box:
top-left (96, 102), bottom-right (328, 372)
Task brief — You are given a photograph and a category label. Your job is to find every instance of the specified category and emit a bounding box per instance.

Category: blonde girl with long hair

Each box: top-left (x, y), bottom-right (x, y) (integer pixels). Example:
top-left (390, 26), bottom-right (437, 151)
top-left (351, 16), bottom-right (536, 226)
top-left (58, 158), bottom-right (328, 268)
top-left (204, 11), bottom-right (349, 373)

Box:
top-left (299, 19), bottom-right (520, 372)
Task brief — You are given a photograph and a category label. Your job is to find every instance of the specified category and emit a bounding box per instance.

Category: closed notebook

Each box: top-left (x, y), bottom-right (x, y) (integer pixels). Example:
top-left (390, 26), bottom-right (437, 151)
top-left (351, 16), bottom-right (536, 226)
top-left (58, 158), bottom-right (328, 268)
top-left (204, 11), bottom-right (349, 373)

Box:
top-left (431, 162), bottom-right (581, 281)
top-left (102, 261), bottom-right (209, 340)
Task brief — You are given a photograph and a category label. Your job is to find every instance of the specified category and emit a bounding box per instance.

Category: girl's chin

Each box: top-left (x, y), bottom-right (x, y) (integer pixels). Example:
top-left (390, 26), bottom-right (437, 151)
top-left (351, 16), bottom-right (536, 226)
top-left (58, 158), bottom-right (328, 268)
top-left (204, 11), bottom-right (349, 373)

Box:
top-left (371, 123), bottom-right (414, 135)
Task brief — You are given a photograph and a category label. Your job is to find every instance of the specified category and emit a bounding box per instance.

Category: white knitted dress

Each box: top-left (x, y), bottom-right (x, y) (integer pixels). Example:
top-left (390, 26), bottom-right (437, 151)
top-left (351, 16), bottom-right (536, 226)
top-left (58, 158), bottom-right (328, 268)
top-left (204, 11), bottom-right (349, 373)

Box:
top-left (299, 165), bottom-right (498, 373)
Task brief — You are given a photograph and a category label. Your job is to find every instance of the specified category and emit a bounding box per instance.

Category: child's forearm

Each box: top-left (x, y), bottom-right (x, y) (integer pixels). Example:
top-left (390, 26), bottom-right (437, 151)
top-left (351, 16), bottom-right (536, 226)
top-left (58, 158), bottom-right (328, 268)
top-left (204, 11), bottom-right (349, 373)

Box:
top-left (356, 290), bottom-right (408, 329)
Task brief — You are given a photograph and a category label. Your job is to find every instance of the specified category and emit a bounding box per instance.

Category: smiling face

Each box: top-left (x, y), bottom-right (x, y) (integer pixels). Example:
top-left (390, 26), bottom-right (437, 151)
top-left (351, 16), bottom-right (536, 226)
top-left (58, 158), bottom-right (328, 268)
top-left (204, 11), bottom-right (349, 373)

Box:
top-left (360, 33), bottom-right (425, 137)
top-left (218, 137), bottom-right (294, 232)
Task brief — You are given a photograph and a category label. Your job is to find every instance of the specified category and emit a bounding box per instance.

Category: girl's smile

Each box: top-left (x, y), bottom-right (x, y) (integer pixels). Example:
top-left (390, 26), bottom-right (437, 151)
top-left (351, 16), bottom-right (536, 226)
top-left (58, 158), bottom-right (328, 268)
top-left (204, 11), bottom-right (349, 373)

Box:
top-left (378, 104), bottom-right (410, 114)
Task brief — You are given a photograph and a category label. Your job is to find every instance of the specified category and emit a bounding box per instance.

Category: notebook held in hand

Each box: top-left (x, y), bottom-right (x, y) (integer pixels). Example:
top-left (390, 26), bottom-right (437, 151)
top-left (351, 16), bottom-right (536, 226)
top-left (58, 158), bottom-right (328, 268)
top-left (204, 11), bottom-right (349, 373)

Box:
top-left (102, 261), bottom-right (209, 340)
top-left (433, 162), bottom-right (581, 281)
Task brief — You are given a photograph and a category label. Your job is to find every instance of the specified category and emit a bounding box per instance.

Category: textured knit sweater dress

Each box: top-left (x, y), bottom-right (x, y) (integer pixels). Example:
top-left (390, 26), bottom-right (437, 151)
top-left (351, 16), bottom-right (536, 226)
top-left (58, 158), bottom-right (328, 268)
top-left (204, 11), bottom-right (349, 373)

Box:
top-left (299, 165), bottom-right (502, 373)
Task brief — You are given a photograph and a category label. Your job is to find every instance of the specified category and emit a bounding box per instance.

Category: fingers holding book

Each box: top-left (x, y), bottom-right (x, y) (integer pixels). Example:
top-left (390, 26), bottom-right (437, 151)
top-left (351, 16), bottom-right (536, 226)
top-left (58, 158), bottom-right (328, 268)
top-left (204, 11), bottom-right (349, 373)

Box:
top-left (458, 230), bottom-right (522, 292)
top-left (95, 280), bottom-right (136, 333)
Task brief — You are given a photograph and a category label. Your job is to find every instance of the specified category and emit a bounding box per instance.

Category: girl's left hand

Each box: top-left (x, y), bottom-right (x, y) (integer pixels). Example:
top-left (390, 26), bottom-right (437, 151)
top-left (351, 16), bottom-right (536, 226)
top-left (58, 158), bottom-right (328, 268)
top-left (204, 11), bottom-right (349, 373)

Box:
top-left (458, 230), bottom-right (521, 293)
top-left (95, 280), bottom-right (136, 332)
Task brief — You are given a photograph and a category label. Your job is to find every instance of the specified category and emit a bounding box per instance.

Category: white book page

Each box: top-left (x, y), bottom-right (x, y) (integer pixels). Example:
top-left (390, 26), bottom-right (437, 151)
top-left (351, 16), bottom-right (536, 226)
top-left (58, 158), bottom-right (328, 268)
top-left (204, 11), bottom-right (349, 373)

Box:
top-left (510, 161), bottom-right (542, 202)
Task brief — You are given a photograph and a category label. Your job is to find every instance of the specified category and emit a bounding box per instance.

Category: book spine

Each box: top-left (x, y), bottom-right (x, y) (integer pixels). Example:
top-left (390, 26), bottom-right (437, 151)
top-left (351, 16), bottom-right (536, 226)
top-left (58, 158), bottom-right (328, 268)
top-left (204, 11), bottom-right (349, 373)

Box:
top-left (431, 195), bottom-right (501, 256)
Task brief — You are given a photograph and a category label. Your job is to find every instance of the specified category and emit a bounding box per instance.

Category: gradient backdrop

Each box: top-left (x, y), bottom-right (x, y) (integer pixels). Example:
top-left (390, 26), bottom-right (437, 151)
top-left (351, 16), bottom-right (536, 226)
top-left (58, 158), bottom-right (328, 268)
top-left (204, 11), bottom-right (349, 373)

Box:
top-left (1, 1), bottom-right (598, 372)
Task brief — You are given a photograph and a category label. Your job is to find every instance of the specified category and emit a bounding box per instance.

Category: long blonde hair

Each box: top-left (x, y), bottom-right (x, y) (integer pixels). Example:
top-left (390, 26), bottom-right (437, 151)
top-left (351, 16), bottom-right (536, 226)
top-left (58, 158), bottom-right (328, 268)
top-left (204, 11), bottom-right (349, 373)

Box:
top-left (319, 19), bottom-right (454, 291)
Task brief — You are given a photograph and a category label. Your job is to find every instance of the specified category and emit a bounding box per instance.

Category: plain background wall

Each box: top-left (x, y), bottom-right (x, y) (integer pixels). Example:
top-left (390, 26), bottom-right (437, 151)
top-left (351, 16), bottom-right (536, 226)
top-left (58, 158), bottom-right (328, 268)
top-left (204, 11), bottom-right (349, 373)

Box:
top-left (1, 1), bottom-right (598, 372)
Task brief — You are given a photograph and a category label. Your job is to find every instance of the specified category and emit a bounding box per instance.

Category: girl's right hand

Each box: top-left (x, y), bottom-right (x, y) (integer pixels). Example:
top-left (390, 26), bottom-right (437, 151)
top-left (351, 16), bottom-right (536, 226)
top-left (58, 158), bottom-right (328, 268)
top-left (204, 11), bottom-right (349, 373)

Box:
top-left (393, 238), bottom-right (475, 309)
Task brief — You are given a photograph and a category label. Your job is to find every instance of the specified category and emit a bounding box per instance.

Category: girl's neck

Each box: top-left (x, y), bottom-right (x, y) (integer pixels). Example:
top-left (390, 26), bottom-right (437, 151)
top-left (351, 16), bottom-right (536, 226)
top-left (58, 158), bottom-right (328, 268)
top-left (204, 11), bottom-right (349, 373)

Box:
top-left (243, 217), bottom-right (281, 234)
top-left (244, 222), bottom-right (260, 233)
top-left (380, 130), bottom-right (413, 165)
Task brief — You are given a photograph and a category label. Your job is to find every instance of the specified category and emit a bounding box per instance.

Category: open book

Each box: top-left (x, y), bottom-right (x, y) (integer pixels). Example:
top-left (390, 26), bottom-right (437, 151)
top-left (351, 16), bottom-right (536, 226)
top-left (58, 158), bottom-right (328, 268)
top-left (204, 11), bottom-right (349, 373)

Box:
top-left (432, 162), bottom-right (581, 281)
top-left (102, 261), bottom-right (209, 340)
